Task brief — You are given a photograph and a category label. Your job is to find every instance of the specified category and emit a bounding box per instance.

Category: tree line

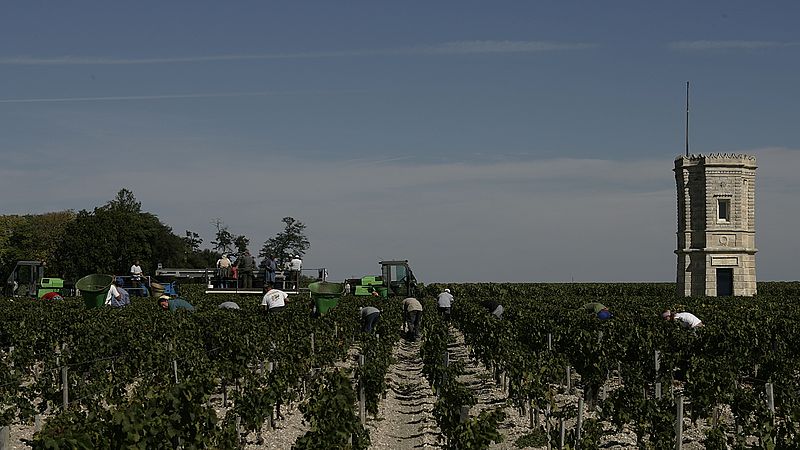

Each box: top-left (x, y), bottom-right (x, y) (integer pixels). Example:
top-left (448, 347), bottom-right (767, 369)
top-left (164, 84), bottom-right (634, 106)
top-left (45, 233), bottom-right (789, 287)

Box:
top-left (0, 189), bottom-right (310, 280)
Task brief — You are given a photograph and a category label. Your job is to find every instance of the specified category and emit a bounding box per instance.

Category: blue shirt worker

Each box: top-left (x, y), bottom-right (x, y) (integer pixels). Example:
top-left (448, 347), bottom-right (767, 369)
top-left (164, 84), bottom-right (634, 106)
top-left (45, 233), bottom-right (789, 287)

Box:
top-left (159, 295), bottom-right (194, 313)
top-left (583, 302), bottom-right (612, 320)
top-left (263, 255), bottom-right (277, 285)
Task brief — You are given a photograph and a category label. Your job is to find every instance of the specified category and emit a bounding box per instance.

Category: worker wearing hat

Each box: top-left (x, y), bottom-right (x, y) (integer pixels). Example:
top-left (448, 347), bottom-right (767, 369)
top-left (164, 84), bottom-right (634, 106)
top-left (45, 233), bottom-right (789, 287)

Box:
top-left (217, 254), bottom-right (232, 288)
top-left (437, 288), bottom-right (454, 321)
top-left (159, 294), bottom-right (194, 313)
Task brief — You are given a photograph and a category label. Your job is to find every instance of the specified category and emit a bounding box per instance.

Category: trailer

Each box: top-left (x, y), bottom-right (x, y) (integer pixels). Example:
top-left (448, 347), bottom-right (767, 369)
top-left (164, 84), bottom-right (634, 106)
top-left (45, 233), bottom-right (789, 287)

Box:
top-left (155, 267), bottom-right (327, 295)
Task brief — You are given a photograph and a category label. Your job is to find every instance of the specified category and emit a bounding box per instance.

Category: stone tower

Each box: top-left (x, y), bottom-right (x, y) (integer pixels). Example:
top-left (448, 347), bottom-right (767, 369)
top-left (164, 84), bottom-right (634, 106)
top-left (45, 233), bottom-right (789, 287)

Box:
top-left (674, 154), bottom-right (757, 296)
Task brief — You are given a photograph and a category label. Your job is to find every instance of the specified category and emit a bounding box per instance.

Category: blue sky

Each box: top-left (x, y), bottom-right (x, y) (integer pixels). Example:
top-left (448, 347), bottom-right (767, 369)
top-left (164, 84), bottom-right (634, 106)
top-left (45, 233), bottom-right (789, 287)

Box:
top-left (1, 1), bottom-right (798, 282)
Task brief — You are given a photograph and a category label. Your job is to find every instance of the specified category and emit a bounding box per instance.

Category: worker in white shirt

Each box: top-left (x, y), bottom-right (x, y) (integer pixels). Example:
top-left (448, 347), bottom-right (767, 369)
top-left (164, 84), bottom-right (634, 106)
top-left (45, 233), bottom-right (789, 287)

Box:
top-left (262, 284), bottom-right (288, 313)
top-left (662, 310), bottom-right (703, 329)
top-left (288, 255), bottom-right (303, 289)
top-left (130, 260), bottom-right (144, 296)
top-left (217, 254), bottom-right (232, 288)
top-left (437, 288), bottom-right (454, 321)
top-left (105, 280), bottom-right (130, 307)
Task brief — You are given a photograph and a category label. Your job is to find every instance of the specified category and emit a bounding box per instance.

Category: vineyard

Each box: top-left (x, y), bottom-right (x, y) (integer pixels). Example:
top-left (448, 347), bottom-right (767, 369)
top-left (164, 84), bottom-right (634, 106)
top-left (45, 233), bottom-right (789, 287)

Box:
top-left (1, 282), bottom-right (800, 449)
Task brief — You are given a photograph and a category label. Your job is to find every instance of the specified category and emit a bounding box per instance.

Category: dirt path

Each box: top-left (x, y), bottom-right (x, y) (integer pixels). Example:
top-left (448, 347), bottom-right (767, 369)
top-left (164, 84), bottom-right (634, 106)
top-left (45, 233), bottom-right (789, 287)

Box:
top-left (367, 338), bottom-right (440, 449)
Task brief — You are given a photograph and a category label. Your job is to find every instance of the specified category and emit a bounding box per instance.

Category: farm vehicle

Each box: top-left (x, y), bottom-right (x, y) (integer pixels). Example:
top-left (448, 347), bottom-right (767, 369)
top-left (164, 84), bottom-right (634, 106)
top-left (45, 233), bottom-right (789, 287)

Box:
top-left (345, 260), bottom-right (417, 298)
top-left (309, 260), bottom-right (418, 316)
top-left (156, 266), bottom-right (328, 295)
top-left (3, 260), bottom-right (74, 298)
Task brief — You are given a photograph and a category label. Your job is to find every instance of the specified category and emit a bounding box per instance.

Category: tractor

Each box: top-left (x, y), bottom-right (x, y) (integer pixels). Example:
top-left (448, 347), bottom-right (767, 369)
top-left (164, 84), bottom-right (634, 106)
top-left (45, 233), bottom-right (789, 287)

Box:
top-left (3, 261), bottom-right (74, 298)
top-left (345, 260), bottom-right (417, 298)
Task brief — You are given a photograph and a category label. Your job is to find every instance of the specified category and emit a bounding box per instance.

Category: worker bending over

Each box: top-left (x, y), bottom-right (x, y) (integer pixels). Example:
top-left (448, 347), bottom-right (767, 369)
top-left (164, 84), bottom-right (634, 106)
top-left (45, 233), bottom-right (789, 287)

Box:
top-left (402, 297), bottom-right (423, 341)
top-left (159, 294), bottom-right (194, 312)
top-left (360, 306), bottom-right (381, 333)
top-left (481, 300), bottom-right (504, 319)
top-left (262, 285), bottom-right (288, 313)
top-left (583, 302), bottom-right (612, 320)
top-left (663, 310), bottom-right (703, 329)
top-left (105, 280), bottom-right (131, 307)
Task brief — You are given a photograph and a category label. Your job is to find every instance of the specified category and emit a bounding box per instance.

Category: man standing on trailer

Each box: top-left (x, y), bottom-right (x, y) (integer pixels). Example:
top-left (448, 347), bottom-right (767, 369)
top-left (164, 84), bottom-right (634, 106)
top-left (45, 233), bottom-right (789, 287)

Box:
top-left (217, 254), bottom-right (232, 288)
top-left (263, 254), bottom-right (277, 286)
top-left (130, 260), bottom-right (143, 296)
top-left (289, 255), bottom-right (303, 290)
top-left (236, 251), bottom-right (256, 289)
top-left (402, 297), bottom-right (423, 341)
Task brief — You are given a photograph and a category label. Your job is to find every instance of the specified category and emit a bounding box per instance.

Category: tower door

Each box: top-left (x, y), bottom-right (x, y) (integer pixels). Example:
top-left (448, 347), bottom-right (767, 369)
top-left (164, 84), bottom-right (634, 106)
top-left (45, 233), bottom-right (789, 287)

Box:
top-left (717, 268), bottom-right (734, 296)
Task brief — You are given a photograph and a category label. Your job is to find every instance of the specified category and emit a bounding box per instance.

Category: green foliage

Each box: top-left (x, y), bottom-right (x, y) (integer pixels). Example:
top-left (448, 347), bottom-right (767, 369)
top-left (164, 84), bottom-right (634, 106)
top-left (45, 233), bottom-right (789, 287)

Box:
top-left (448, 407), bottom-right (506, 450)
top-left (57, 189), bottom-right (188, 278)
top-left (260, 217), bottom-right (310, 262)
top-left (441, 282), bottom-right (800, 448)
top-left (293, 370), bottom-right (370, 450)
top-left (31, 378), bottom-right (233, 449)
top-left (514, 428), bottom-right (548, 448)
top-left (0, 211), bottom-right (75, 277)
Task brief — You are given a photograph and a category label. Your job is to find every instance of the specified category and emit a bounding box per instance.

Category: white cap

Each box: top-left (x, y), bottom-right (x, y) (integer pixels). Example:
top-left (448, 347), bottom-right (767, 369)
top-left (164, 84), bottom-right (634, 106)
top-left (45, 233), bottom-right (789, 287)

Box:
top-left (444, 288), bottom-right (450, 293)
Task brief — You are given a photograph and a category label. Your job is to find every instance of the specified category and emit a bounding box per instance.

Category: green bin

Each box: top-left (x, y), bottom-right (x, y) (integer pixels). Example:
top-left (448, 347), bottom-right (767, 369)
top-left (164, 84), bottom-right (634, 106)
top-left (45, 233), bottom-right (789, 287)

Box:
top-left (309, 281), bottom-right (344, 315)
top-left (315, 297), bottom-right (340, 315)
top-left (76, 274), bottom-right (114, 308)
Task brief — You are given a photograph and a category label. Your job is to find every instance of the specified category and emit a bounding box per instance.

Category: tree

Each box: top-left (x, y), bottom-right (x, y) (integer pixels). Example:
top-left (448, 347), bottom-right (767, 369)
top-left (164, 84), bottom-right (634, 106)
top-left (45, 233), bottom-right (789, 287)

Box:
top-left (180, 230), bottom-right (219, 269)
top-left (183, 230), bottom-right (202, 253)
top-left (211, 219), bottom-right (234, 255)
top-left (105, 188), bottom-right (141, 213)
top-left (57, 189), bottom-right (187, 278)
top-left (233, 235), bottom-right (250, 255)
top-left (260, 217), bottom-right (310, 263)
top-left (0, 211), bottom-right (76, 277)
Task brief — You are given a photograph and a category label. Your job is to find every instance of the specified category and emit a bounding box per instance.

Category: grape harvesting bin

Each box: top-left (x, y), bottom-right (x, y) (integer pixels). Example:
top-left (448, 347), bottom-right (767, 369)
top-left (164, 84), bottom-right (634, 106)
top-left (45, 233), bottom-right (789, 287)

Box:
top-left (309, 281), bottom-right (345, 315)
top-left (76, 274), bottom-right (114, 308)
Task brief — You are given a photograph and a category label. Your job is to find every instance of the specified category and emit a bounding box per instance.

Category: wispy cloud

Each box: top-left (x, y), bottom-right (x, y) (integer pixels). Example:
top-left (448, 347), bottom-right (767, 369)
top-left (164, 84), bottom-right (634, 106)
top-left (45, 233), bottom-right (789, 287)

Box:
top-left (0, 40), bottom-right (596, 65)
top-left (413, 40), bottom-right (596, 54)
top-left (0, 90), bottom-right (362, 104)
top-left (669, 40), bottom-right (800, 51)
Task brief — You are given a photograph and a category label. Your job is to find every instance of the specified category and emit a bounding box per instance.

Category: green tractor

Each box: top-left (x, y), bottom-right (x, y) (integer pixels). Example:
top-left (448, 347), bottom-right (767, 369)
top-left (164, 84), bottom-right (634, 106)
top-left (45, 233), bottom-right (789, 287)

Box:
top-left (309, 260), bottom-right (417, 316)
top-left (346, 260), bottom-right (417, 299)
top-left (3, 261), bottom-right (74, 298)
